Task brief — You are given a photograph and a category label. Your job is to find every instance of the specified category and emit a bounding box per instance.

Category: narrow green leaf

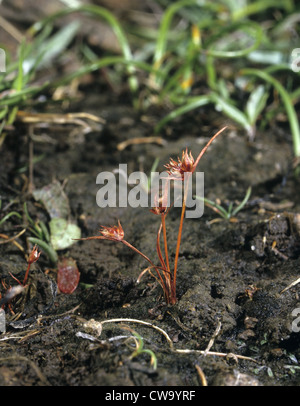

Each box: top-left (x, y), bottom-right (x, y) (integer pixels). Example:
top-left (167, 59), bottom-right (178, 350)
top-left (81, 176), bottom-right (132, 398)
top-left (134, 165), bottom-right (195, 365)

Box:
top-left (246, 85), bottom-right (268, 125)
top-left (241, 68), bottom-right (300, 157)
top-left (154, 95), bottom-right (211, 133)
top-left (210, 93), bottom-right (252, 134)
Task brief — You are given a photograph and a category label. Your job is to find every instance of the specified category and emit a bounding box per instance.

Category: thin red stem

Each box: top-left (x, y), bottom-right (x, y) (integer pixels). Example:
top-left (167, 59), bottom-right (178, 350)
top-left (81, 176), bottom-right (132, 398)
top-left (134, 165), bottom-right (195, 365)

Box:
top-left (9, 272), bottom-right (23, 286)
top-left (121, 239), bottom-right (170, 301)
top-left (23, 263), bottom-right (31, 286)
top-left (161, 214), bottom-right (170, 275)
top-left (172, 172), bottom-right (191, 298)
top-left (156, 219), bottom-right (172, 300)
top-left (193, 126), bottom-right (227, 170)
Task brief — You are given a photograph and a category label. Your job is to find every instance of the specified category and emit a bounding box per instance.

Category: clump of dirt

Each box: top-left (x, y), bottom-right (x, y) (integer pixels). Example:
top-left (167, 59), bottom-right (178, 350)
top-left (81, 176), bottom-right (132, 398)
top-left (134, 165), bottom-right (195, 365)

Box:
top-left (0, 94), bottom-right (300, 386)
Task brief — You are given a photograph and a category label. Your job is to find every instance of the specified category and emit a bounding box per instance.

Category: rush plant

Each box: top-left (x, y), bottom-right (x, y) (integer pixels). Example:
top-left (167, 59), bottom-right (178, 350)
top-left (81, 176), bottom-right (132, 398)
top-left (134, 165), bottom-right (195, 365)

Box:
top-left (76, 127), bottom-right (226, 305)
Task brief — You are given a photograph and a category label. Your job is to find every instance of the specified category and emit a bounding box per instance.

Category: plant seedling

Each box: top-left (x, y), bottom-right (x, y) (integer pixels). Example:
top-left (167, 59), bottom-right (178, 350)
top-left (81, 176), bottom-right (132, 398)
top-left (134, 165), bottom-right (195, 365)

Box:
top-left (122, 326), bottom-right (158, 370)
top-left (8, 244), bottom-right (41, 287)
top-left (76, 126), bottom-right (227, 305)
top-left (0, 244), bottom-right (41, 314)
top-left (195, 186), bottom-right (252, 222)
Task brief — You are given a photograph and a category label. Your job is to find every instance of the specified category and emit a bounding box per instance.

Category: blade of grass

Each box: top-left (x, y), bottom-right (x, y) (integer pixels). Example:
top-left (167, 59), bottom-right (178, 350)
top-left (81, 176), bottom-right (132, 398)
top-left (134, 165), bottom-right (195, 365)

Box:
top-left (24, 20), bottom-right (80, 75)
top-left (154, 95), bottom-right (211, 133)
top-left (241, 68), bottom-right (300, 157)
top-left (7, 40), bottom-right (26, 125)
top-left (152, 0), bottom-right (199, 69)
top-left (231, 186), bottom-right (252, 217)
top-left (246, 85), bottom-right (269, 127)
top-left (232, 0), bottom-right (294, 21)
top-left (0, 83), bottom-right (50, 108)
top-left (0, 211), bottom-right (23, 226)
top-left (204, 21), bottom-right (263, 59)
top-left (52, 56), bottom-right (162, 88)
top-left (195, 196), bottom-right (230, 219)
top-left (210, 92), bottom-right (253, 135)
top-left (30, 4), bottom-right (138, 93)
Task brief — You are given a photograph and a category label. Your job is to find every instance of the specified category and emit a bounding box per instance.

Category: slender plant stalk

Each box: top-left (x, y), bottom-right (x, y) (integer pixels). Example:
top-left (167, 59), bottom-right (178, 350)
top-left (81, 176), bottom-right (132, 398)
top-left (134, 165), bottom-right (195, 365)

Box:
top-left (172, 172), bottom-right (190, 300)
top-left (161, 214), bottom-right (170, 275)
top-left (121, 239), bottom-right (169, 301)
top-left (157, 220), bottom-right (172, 300)
top-left (194, 126), bottom-right (226, 168)
top-left (23, 263), bottom-right (31, 286)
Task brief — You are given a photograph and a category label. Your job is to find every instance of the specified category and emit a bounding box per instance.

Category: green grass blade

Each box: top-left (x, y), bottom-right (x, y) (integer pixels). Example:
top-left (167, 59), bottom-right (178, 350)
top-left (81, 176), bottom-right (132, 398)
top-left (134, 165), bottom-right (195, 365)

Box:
top-left (24, 21), bottom-right (80, 75)
top-left (205, 21), bottom-right (263, 58)
top-left (232, 186), bottom-right (252, 217)
top-left (153, 0), bottom-right (198, 67)
top-left (154, 95), bottom-right (211, 133)
top-left (241, 68), bottom-right (300, 157)
top-left (194, 196), bottom-right (229, 219)
top-left (0, 211), bottom-right (23, 226)
top-left (30, 4), bottom-right (138, 93)
top-left (246, 85), bottom-right (269, 126)
top-left (210, 92), bottom-right (252, 135)
top-left (232, 0), bottom-right (294, 21)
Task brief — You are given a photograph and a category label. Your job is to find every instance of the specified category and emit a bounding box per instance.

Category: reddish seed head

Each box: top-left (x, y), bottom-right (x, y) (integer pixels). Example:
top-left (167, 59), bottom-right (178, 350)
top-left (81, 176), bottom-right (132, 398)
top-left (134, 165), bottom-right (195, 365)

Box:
top-left (165, 126), bottom-right (227, 181)
top-left (150, 191), bottom-right (169, 215)
top-left (27, 245), bottom-right (41, 265)
top-left (150, 205), bottom-right (166, 216)
top-left (165, 148), bottom-right (195, 180)
top-left (100, 220), bottom-right (124, 241)
top-left (181, 148), bottom-right (195, 172)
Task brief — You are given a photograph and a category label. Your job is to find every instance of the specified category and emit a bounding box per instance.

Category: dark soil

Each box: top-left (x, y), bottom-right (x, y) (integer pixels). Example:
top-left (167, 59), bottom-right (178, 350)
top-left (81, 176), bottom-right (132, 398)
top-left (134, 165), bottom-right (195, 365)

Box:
top-left (1, 88), bottom-right (300, 387)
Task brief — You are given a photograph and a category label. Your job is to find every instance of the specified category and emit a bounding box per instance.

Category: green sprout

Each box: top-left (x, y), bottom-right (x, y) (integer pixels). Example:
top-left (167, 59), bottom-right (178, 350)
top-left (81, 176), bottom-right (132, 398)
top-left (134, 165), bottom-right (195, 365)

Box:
top-left (23, 202), bottom-right (58, 264)
top-left (122, 326), bottom-right (158, 370)
top-left (195, 186), bottom-right (252, 221)
top-left (0, 209), bottom-right (22, 227)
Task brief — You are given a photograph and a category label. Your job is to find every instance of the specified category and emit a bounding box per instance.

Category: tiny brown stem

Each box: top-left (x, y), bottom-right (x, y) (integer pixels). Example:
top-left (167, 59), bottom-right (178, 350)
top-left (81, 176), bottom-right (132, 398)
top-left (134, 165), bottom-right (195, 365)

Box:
top-left (157, 219), bottom-right (172, 301)
top-left (23, 263), bottom-right (31, 286)
top-left (193, 126), bottom-right (227, 170)
top-left (122, 239), bottom-right (169, 301)
top-left (172, 172), bottom-right (191, 302)
top-left (161, 214), bottom-right (170, 274)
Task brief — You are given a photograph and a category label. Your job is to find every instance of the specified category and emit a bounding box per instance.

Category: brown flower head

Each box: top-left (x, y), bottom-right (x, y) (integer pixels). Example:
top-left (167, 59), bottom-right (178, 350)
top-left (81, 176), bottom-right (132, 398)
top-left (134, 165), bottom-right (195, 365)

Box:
top-left (27, 244), bottom-right (41, 265)
top-left (100, 220), bottom-right (124, 241)
top-left (150, 193), bottom-right (168, 215)
top-left (164, 126), bottom-right (227, 180)
top-left (165, 148), bottom-right (195, 180)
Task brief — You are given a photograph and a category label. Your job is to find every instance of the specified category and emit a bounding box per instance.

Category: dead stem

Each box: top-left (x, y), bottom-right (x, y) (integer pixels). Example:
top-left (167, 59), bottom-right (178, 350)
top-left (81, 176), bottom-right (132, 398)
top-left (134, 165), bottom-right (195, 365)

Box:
top-left (117, 136), bottom-right (166, 151)
top-left (174, 348), bottom-right (257, 362)
top-left (16, 111), bottom-right (105, 125)
top-left (98, 317), bottom-right (257, 363)
top-left (280, 276), bottom-right (300, 294)
top-left (0, 229), bottom-right (26, 245)
top-left (203, 320), bottom-right (222, 356)
top-left (195, 364), bottom-right (208, 386)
